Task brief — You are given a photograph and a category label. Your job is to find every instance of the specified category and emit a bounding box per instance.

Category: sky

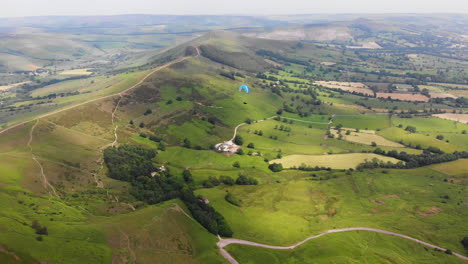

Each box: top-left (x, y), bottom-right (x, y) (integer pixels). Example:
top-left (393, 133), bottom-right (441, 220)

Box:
top-left (1, 0), bottom-right (467, 18)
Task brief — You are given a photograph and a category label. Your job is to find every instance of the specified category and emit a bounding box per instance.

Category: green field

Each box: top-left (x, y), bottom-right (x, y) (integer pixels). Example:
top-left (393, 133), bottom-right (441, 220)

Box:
top-left (198, 168), bottom-right (467, 254)
top-left (333, 115), bottom-right (391, 130)
top-left (392, 117), bottom-right (468, 133)
top-left (378, 127), bottom-right (465, 153)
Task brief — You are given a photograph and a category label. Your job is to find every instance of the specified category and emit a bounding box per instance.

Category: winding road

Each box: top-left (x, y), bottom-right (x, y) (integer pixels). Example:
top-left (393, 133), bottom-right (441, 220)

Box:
top-left (217, 227), bottom-right (468, 263)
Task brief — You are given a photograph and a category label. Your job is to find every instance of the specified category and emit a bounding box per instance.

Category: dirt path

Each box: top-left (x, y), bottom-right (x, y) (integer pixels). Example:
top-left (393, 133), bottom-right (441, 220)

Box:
top-left (27, 120), bottom-right (60, 199)
top-left (217, 227), bottom-right (468, 264)
top-left (110, 94), bottom-right (123, 148)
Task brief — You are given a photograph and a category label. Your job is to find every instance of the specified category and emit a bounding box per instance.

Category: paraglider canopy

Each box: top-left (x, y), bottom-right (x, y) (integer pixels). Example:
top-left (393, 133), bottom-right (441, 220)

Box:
top-left (239, 84), bottom-right (250, 94)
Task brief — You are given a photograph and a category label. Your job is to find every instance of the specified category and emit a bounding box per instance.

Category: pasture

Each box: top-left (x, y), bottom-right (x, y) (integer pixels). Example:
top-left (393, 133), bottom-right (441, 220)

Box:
top-left (198, 168), bottom-right (467, 253)
top-left (392, 117), bottom-right (468, 132)
top-left (330, 128), bottom-right (404, 147)
top-left (332, 115), bottom-right (390, 130)
top-left (378, 127), bottom-right (464, 153)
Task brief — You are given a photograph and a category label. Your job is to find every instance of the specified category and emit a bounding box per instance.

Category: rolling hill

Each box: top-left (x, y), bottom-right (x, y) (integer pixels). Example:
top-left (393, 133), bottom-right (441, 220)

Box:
top-left (0, 18), bottom-right (467, 264)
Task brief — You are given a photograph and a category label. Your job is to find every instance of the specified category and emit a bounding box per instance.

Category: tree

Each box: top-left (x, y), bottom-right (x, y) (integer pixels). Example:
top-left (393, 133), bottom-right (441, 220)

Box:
top-left (232, 161), bottom-right (240, 168)
top-left (268, 163), bottom-right (283, 172)
top-left (183, 169), bottom-right (193, 183)
top-left (183, 138), bottom-right (191, 148)
top-left (461, 237), bottom-right (468, 250)
top-left (129, 120), bottom-right (134, 125)
top-left (32, 220), bottom-right (48, 235)
top-left (436, 135), bottom-right (444, 140)
top-left (158, 143), bottom-right (166, 151)
top-left (235, 175), bottom-right (258, 185)
top-left (371, 141), bottom-right (377, 147)
top-left (247, 143), bottom-right (255, 149)
top-left (236, 148), bottom-right (244, 155)
top-left (166, 99), bottom-right (173, 105)
top-left (220, 176), bottom-right (235, 186)
top-left (234, 135), bottom-right (243, 145)
top-left (405, 125), bottom-right (417, 133)
top-left (144, 109), bottom-right (152, 115)
top-left (139, 122), bottom-right (145, 128)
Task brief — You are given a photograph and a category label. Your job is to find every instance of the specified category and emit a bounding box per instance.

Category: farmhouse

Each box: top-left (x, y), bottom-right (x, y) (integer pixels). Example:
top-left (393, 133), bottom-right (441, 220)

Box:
top-left (215, 141), bottom-right (239, 154)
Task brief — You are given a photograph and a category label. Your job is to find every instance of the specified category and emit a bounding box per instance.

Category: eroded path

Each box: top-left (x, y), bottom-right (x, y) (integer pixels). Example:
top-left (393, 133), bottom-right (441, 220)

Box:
top-left (217, 227), bottom-right (468, 263)
top-left (27, 120), bottom-right (60, 199)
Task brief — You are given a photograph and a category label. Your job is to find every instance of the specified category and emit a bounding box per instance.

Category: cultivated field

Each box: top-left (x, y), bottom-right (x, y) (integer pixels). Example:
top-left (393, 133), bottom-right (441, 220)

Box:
top-left (270, 153), bottom-right (400, 169)
top-left (0, 81), bottom-right (31, 91)
top-left (429, 159), bottom-right (468, 177)
top-left (59, 68), bottom-right (93, 76)
top-left (376, 93), bottom-right (429, 102)
top-left (430, 92), bottom-right (458, 99)
top-left (315, 81), bottom-right (374, 96)
top-left (432, 114), bottom-right (468, 124)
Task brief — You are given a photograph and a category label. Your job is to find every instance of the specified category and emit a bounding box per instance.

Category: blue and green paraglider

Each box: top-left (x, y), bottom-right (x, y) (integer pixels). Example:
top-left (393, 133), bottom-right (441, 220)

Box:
top-left (239, 84), bottom-right (250, 94)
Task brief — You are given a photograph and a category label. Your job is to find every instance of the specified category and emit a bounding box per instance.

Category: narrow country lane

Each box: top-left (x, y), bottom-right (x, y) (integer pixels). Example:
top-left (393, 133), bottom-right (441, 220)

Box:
top-left (217, 227), bottom-right (468, 264)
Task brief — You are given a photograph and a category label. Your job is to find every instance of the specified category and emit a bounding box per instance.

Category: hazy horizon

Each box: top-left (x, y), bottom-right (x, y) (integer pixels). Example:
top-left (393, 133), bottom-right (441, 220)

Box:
top-left (2, 0), bottom-right (467, 18)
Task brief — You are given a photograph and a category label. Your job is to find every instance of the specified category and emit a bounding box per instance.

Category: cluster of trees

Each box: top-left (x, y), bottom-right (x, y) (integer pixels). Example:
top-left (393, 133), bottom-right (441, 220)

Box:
top-left (180, 187), bottom-right (233, 237)
top-left (253, 130), bottom-right (264, 136)
top-left (202, 175), bottom-right (258, 188)
top-left (405, 125), bottom-right (417, 133)
top-left (268, 163), bottom-right (283, 172)
top-left (273, 116), bottom-right (294, 124)
top-left (274, 124), bottom-right (292, 132)
top-left (32, 220), bottom-right (48, 236)
top-left (34, 90), bottom-right (90, 100)
top-left (103, 145), bottom-right (233, 237)
top-left (233, 135), bottom-right (243, 145)
top-left (292, 165), bottom-right (333, 171)
top-left (139, 132), bottom-right (163, 143)
top-left (219, 71), bottom-right (245, 80)
top-left (357, 148), bottom-right (468, 169)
